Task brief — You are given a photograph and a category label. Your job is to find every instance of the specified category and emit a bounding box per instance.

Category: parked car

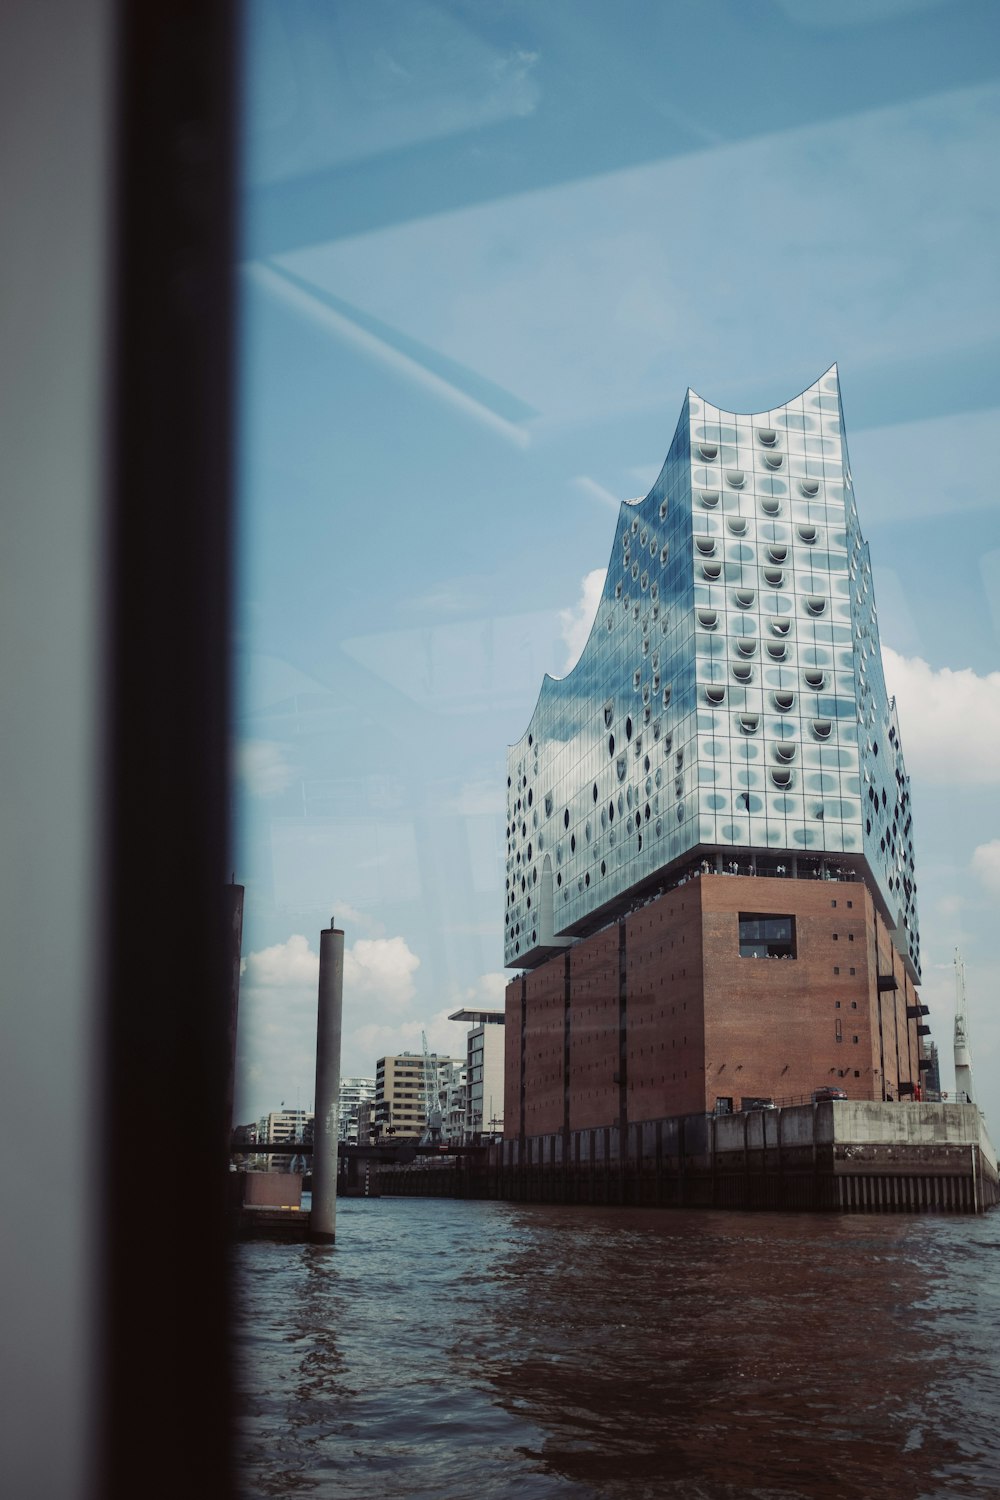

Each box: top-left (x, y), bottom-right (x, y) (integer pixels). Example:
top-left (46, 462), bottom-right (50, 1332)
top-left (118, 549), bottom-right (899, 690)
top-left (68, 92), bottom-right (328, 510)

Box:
top-left (811, 1086), bottom-right (848, 1102)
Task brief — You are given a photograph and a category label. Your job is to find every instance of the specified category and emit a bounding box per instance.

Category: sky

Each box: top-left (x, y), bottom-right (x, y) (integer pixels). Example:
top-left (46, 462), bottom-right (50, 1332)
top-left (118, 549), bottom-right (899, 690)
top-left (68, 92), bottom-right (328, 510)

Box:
top-left (232, 0), bottom-right (1000, 1132)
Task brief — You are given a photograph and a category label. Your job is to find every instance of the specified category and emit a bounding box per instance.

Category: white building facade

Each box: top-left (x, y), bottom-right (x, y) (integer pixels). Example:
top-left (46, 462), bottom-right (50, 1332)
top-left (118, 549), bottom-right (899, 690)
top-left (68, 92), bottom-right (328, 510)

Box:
top-left (338, 1077), bottom-right (376, 1144)
top-left (255, 1107), bottom-right (313, 1170)
top-left (450, 1007), bottom-right (505, 1141)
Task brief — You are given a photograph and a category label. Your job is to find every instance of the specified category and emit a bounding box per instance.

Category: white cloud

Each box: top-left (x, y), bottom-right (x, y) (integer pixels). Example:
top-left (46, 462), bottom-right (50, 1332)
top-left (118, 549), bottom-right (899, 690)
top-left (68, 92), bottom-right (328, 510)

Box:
top-left (330, 900), bottom-right (385, 937)
top-left (349, 1019), bottom-right (424, 1062)
top-left (458, 971), bottom-right (508, 1006)
top-left (882, 648), bottom-right (1000, 785)
top-left (971, 840), bottom-right (1000, 897)
top-left (343, 936), bottom-right (420, 1011)
top-left (236, 932), bottom-right (422, 1121)
top-left (236, 738), bottom-right (296, 797)
top-left (344, 974), bottom-right (508, 1081)
top-left (243, 932), bottom-right (317, 987)
top-left (558, 568), bottom-right (607, 674)
top-left (235, 935), bottom-right (320, 1122)
top-left (349, 1007), bottom-right (463, 1068)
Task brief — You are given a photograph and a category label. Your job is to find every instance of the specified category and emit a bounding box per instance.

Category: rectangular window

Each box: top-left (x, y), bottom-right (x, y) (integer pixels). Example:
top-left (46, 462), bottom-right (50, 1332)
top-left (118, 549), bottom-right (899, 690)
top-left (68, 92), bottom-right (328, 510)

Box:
top-left (739, 913), bottom-right (796, 958)
top-left (835, 1020), bottom-right (843, 1042)
top-left (847, 901), bottom-right (854, 909)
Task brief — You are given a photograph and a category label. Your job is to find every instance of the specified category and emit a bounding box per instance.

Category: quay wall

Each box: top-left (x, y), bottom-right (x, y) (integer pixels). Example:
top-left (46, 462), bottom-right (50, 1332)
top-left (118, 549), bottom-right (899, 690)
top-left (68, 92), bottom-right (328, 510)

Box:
top-left (379, 1102), bottom-right (998, 1215)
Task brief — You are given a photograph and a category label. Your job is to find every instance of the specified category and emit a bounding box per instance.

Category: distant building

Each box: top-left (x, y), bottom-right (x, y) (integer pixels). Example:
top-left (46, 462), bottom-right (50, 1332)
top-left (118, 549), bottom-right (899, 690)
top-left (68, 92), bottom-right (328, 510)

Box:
top-left (450, 1007), bottom-right (505, 1141)
top-left (374, 1052), bottom-right (464, 1141)
top-left (256, 1107), bottom-right (313, 1171)
top-left (924, 1042), bottom-right (941, 1099)
top-left (356, 1097), bottom-right (375, 1146)
top-left (338, 1077), bottom-right (376, 1144)
top-left (438, 1059), bottom-right (468, 1144)
top-left (505, 369), bottom-right (929, 1144)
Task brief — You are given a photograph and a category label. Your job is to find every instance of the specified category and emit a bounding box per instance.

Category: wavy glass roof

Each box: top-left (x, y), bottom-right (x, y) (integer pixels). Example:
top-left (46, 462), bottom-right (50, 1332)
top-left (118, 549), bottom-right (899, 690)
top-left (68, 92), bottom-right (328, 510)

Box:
top-left (505, 367), bottom-right (919, 980)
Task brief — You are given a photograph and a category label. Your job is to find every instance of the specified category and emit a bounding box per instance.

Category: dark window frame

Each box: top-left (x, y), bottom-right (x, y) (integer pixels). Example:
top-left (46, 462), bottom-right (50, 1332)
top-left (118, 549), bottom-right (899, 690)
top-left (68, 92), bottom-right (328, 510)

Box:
top-left (738, 913), bottom-right (797, 959)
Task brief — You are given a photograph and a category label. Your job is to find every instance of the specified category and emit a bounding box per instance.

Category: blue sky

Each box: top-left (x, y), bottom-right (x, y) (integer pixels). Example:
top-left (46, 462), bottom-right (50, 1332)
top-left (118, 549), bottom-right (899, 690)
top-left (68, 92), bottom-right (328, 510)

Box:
top-left (233, 0), bottom-right (1000, 1130)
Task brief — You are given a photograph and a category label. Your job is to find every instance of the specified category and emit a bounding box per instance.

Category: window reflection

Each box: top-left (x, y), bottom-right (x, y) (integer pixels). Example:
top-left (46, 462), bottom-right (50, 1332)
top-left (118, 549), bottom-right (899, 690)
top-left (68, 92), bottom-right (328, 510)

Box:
top-left (236, 0), bottom-right (999, 1127)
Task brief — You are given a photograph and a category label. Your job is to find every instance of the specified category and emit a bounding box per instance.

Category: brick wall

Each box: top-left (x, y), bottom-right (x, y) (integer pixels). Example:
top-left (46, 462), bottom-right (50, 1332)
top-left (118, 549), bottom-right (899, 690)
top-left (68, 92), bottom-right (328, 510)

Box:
top-left (871, 912), bottom-right (922, 1100)
top-left (624, 885), bottom-right (705, 1119)
top-left (503, 977), bottom-right (523, 1138)
top-left (700, 875), bottom-right (878, 1107)
top-left (504, 872), bottom-right (926, 1139)
top-left (522, 959), bottom-right (566, 1136)
top-left (568, 928), bottom-right (619, 1130)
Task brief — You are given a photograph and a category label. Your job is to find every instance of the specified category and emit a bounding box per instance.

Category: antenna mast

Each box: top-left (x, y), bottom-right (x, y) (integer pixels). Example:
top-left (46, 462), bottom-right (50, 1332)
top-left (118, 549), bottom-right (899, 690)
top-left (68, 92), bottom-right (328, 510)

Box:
top-left (953, 947), bottom-right (975, 1105)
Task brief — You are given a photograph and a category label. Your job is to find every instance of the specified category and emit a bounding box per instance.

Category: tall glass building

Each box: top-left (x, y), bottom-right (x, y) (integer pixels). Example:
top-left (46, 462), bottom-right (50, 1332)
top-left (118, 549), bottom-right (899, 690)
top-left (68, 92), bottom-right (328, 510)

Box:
top-left (505, 367), bottom-right (919, 983)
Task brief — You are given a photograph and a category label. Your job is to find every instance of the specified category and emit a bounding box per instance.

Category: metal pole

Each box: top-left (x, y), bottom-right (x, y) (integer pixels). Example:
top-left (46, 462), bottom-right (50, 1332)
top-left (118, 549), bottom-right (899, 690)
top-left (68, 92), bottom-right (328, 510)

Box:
top-left (971, 1142), bottom-right (978, 1215)
top-left (223, 882), bottom-right (244, 1163)
top-left (311, 920), bottom-right (344, 1241)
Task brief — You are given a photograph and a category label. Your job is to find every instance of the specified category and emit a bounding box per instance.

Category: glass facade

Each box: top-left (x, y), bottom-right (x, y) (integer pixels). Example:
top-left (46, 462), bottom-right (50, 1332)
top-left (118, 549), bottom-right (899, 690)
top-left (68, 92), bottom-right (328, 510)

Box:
top-left (505, 366), bottom-right (919, 980)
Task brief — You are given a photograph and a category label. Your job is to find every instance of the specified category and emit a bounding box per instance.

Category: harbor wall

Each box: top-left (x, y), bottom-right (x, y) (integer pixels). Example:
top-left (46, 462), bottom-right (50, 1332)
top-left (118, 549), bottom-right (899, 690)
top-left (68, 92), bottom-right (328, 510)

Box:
top-left (379, 1102), bottom-right (998, 1214)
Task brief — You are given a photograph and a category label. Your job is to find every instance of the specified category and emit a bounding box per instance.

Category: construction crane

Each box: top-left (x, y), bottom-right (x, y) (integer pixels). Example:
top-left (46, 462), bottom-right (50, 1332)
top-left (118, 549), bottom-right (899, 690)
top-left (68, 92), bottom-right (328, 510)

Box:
top-left (419, 1029), bottom-right (443, 1145)
top-left (954, 948), bottom-right (976, 1106)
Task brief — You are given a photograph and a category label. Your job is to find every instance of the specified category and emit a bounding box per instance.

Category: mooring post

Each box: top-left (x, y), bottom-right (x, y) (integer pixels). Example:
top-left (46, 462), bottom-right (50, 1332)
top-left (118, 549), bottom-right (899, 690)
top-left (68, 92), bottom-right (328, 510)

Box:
top-left (311, 919), bottom-right (344, 1242)
top-left (223, 882), bottom-right (244, 1167)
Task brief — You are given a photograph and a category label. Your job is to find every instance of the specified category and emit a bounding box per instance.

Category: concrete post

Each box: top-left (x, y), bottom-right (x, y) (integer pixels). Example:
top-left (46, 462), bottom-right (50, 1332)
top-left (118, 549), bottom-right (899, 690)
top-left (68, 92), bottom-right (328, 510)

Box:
top-left (311, 920), bottom-right (344, 1242)
top-left (223, 883), bottom-right (244, 1165)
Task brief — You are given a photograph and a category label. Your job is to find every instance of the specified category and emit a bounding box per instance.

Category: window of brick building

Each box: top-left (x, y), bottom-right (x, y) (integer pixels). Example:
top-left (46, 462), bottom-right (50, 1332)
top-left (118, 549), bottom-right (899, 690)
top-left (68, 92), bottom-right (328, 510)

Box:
top-left (739, 914), bottom-right (796, 958)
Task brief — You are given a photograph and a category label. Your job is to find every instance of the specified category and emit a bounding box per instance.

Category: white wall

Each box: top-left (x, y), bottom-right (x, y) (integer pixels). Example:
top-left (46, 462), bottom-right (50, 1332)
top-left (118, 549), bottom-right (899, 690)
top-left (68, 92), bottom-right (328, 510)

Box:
top-left (0, 2), bottom-right (112, 1493)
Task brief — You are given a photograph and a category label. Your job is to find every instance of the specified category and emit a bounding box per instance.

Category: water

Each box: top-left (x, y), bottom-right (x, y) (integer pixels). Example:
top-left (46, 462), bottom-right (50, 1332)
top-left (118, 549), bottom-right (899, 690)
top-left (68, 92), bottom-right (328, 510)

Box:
top-left (235, 1199), bottom-right (1000, 1499)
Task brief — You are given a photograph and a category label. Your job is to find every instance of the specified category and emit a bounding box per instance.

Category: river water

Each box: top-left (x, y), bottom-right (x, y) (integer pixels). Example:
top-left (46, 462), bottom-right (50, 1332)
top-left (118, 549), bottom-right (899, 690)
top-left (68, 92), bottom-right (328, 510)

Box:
top-left (234, 1199), bottom-right (999, 1499)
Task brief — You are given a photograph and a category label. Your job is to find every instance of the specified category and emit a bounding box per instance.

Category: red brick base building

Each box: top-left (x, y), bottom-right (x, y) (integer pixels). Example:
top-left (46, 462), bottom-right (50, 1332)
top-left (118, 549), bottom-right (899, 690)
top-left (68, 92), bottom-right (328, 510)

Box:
top-left (505, 871), bottom-right (926, 1141)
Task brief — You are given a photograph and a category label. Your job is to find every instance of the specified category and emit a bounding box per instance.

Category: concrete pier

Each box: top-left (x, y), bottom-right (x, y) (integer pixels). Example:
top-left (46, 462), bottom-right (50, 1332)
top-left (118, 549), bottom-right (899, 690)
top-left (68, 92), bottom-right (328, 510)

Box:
top-left (310, 921), bottom-right (344, 1241)
top-left (380, 1102), bottom-right (998, 1214)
